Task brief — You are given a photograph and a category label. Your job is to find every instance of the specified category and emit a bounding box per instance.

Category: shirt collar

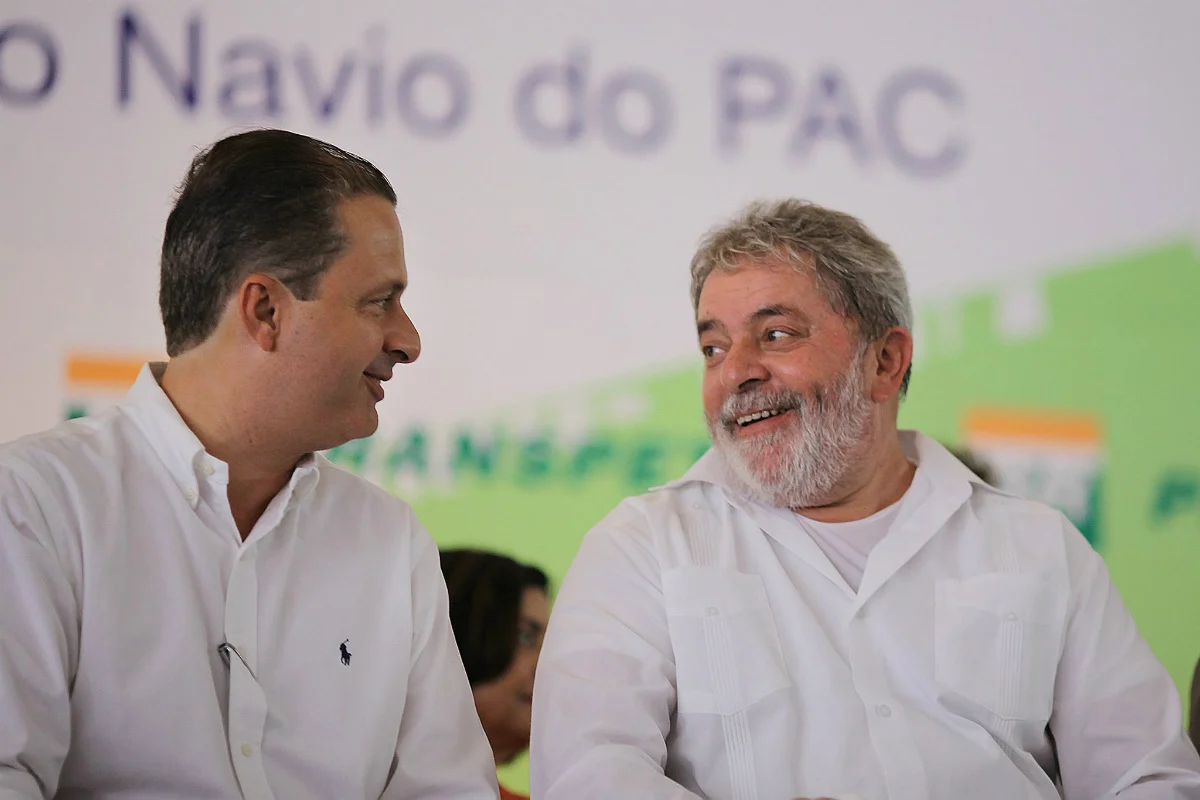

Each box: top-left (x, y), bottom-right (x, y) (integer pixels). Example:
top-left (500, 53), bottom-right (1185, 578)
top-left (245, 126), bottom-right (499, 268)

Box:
top-left (120, 362), bottom-right (320, 510)
top-left (654, 447), bottom-right (731, 491)
top-left (657, 430), bottom-right (985, 503)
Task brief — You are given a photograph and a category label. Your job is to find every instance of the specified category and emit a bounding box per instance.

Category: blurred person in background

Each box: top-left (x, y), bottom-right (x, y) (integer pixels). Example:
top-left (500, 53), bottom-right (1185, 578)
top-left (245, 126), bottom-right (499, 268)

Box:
top-left (0, 129), bottom-right (497, 798)
top-left (530, 199), bottom-right (1200, 799)
top-left (442, 549), bottom-right (551, 800)
top-left (1191, 656), bottom-right (1200, 750)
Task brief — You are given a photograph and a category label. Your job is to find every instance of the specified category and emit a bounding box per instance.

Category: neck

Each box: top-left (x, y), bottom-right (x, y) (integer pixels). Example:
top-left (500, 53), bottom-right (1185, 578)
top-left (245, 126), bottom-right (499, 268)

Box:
top-left (159, 355), bottom-right (303, 539)
top-left (492, 741), bottom-right (524, 768)
top-left (795, 428), bottom-right (915, 523)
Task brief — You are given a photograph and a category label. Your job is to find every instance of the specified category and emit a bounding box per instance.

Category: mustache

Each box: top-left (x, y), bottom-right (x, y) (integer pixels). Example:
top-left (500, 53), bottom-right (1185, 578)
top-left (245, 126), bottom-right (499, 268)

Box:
top-left (716, 388), bottom-right (806, 427)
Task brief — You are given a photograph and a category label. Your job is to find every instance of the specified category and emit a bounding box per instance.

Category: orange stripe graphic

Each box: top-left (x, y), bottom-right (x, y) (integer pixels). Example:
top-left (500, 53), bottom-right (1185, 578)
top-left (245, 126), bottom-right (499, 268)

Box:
top-left (65, 354), bottom-right (151, 388)
top-left (964, 408), bottom-right (1101, 444)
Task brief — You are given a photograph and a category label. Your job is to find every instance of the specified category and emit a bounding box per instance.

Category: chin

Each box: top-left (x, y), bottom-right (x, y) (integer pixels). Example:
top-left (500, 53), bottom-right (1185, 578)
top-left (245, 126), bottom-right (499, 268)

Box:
top-left (732, 437), bottom-right (792, 475)
top-left (313, 417), bottom-right (379, 454)
top-left (352, 416), bottom-right (381, 441)
top-left (347, 406), bottom-right (382, 438)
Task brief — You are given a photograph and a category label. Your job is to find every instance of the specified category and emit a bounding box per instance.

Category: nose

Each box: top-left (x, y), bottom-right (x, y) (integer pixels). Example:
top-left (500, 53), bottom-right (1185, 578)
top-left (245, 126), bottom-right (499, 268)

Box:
top-left (720, 338), bottom-right (769, 393)
top-left (385, 306), bottom-right (421, 365)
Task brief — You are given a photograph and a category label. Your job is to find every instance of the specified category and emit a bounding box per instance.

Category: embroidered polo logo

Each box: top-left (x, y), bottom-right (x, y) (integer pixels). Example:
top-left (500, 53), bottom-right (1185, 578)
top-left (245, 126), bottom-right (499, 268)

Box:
top-left (340, 639), bottom-right (352, 666)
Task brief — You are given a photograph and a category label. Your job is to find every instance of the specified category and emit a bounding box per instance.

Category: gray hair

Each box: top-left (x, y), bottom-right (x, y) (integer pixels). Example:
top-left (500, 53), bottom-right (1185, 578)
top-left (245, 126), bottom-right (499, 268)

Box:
top-left (689, 198), bottom-right (913, 394)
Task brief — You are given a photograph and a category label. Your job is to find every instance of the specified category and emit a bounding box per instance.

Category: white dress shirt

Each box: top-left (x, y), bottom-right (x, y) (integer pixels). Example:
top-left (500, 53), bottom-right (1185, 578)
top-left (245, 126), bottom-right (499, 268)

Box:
top-left (0, 364), bottom-right (498, 800)
top-left (799, 484), bottom-right (908, 593)
top-left (531, 432), bottom-right (1200, 799)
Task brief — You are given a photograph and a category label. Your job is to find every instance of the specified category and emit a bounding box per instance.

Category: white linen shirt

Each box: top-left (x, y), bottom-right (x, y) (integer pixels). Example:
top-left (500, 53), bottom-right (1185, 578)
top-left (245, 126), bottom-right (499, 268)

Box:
top-left (530, 432), bottom-right (1200, 800)
top-left (0, 364), bottom-right (498, 799)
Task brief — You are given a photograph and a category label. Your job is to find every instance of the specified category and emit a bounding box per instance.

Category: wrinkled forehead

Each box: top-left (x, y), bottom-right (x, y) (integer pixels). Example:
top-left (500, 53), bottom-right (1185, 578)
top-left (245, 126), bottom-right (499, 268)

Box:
top-left (696, 258), bottom-right (837, 326)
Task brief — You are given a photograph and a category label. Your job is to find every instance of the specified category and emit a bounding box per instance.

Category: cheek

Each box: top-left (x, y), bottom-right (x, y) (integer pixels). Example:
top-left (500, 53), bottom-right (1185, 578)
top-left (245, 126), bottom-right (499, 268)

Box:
top-left (290, 325), bottom-right (342, 364)
top-left (515, 650), bottom-right (540, 677)
top-left (701, 374), bottom-right (725, 416)
top-left (472, 682), bottom-right (506, 718)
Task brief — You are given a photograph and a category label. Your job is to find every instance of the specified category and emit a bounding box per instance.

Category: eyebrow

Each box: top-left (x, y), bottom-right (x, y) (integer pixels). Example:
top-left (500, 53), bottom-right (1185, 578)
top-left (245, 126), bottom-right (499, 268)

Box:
top-left (750, 303), bottom-right (807, 323)
top-left (696, 304), bottom-right (809, 336)
top-left (364, 280), bottom-right (407, 298)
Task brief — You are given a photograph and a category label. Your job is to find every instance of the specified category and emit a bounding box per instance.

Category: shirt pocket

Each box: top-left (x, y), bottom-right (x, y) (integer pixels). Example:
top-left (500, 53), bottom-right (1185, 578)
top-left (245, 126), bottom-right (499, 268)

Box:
top-left (663, 566), bottom-right (792, 716)
top-left (934, 572), bottom-right (1065, 722)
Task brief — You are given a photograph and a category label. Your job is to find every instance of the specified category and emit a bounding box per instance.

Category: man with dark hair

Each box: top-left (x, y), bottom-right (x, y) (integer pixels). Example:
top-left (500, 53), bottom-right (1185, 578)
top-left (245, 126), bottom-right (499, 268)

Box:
top-left (441, 549), bottom-right (551, 800)
top-left (0, 129), bottom-right (498, 798)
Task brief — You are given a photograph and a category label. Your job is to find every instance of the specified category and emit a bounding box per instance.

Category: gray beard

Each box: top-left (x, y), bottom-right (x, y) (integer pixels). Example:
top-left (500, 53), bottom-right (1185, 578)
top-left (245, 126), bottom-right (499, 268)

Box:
top-left (706, 353), bottom-right (874, 509)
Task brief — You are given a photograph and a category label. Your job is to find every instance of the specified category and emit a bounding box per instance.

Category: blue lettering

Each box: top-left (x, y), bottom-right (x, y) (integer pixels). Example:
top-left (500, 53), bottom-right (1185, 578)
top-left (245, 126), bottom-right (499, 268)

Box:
top-left (117, 9), bottom-right (199, 110)
top-left (0, 21), bottom-right (57, 106)
top-left (877, 68), bottom-right (966, 177)
top-left (513, 48), bottom-right (587, 147)
top-left (791, 67), bottom-right (870, 163)
top-left (395, 53), bottom-right (469, 137)
top-left (717, 56), bottom-right (791, 152)
top-left (596, 70), bottom-right (672, 154)
top-left (294, 47), bottom-right (356, 120)
top-left (218, 39), bottom-right (281, 119)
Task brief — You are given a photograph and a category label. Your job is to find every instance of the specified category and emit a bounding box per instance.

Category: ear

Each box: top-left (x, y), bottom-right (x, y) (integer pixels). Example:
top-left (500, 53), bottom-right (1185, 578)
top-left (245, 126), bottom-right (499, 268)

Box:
top-left (236, 273), bottom-right (292, 352)
top-left (868, 326), bottom-right (914, 403)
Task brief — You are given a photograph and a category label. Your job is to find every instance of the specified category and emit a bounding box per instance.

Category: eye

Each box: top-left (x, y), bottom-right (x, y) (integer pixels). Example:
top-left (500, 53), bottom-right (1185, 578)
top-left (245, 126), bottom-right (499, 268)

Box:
top-left (700, 344), bottom-right (724, 359)
top-left (765, 329), bottom-right (790, 342)
top-left (517, 624), bottom-right (541, 648)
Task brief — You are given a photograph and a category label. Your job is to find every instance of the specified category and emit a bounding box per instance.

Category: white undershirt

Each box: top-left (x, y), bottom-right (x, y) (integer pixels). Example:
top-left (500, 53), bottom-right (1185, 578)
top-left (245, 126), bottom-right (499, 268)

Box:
top-left (798, 468), bottom-right (930, 592)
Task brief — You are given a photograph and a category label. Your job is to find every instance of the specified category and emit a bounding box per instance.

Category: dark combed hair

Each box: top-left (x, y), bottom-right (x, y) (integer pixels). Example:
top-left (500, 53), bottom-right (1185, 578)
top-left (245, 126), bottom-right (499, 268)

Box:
top-left (159, 128), bottom-right (397, 356)
top-left (440, 549), bottom-right (550, 687)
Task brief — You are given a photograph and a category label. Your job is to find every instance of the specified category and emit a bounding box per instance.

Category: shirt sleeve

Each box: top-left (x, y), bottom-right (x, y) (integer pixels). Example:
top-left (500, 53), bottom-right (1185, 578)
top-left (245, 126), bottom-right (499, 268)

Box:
top-left (529, 509), bottom-right (703, 800)
top-left (1051, 514), bottom-right (1200, 797)
top-left (0, 464), bottom-right (79, 798)
top-left (380, 510), bottom-right (499, 800)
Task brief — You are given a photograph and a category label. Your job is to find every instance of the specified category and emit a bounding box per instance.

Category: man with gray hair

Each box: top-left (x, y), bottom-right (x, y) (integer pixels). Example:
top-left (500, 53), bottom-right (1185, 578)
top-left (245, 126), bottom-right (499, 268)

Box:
top-left (530, 200), bottom-right (1200, 799)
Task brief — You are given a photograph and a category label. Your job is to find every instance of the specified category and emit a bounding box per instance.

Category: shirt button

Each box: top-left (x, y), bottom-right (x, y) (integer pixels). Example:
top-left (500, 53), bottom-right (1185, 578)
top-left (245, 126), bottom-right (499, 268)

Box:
top-left (706, 607), bottom-right (719, 617)
top-left (241, 743), bottom-right (254, 757)
top-left (184, 489), bottom-right (197, 502)
top-left (201, 462), bottom-right (214, 476)
top-left (1004, 612), bottom-right (1019, 623)
top-left (875, 704), bottom-right (892, 718)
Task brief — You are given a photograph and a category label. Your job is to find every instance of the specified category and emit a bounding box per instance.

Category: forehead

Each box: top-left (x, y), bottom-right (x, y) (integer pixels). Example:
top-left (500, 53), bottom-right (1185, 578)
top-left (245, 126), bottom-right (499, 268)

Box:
top-left (327, 195), bottom-right (406, 283)
top-left (696, 256), bottom-right (833, 322)
top-left (520, 586), bottom-right (550, 620)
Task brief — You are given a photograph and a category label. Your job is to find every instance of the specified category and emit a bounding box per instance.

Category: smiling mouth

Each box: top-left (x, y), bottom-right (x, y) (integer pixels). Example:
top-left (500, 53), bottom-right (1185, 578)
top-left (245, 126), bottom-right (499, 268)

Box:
top-left (364, 374), bottom-right (385, 401)
top-left (734, 408), bottom-right (791, 428)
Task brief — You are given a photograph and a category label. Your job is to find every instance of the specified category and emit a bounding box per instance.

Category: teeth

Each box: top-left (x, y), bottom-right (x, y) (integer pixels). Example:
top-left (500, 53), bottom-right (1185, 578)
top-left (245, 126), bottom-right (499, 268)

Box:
top-left (736, 408), bottom-right (785, 426)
